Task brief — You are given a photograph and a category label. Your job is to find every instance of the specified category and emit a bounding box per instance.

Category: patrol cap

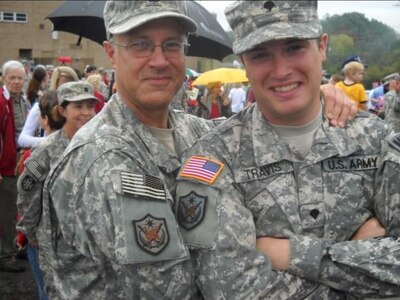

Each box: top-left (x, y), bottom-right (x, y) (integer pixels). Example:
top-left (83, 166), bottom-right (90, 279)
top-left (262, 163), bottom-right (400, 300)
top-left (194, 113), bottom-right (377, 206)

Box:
top-left (103, 0), bottom-right (197, 39)
top-left (57, 82), bottom-right (98, 105)
top-left (383, 72), bottom-right (400, 85)
top-left (225, 0), bottom-right (322, 54)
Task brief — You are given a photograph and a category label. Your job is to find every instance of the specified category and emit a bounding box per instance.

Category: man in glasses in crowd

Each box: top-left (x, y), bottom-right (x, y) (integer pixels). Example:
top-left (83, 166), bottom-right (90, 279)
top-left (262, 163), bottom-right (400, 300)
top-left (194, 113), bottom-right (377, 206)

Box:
top-left (39, 0), bottom-right (357, 298)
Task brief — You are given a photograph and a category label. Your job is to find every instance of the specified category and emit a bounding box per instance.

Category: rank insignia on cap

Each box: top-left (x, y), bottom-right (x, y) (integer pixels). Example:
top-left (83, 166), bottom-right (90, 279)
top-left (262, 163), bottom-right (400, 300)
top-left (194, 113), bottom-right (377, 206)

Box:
top-left (388, 133), bottom-right (400, 152)
top-left (179, 156), bottom-right (224, 184)
top-left (25, 159), bottom-right (46, 180)
top-left (177, 191), bottom-right (207, 230)
top-left (133, 214), bottom-right (169, 255)
top-left (121, 171), bottom-right (166, 201)
top-left (21, 175), bottom-right (36, 191)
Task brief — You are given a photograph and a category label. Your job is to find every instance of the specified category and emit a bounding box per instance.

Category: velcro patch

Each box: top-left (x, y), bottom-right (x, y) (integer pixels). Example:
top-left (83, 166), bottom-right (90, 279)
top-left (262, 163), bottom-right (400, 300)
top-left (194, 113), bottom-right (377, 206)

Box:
top-left (25, 159), bottom-right (46, 180)
top-left (20, 175), bottom-right (36, 191)
top-left (323, 155), bottom-right (379, 172)
top-left (388, 133), bottom-right (400, 152)
top-left (177, 191), bottom-right (207, 230)
top-left (133, 214), bottom-right (169, 255)
top-left (179, 156), bottom-right (224, 184)
top-left (121, 171), bottom-right (166, 201)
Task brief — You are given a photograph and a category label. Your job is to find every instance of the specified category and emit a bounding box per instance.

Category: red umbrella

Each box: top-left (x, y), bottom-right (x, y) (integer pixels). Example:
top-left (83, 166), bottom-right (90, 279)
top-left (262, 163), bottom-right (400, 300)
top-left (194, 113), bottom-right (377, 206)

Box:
top-left (58, 56), bottom-right (73, 63)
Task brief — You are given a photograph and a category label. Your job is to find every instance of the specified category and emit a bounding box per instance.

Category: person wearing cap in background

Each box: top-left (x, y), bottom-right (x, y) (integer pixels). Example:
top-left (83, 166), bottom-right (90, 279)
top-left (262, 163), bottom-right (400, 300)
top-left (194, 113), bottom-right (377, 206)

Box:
top-left (16, 84), bottom-right (97, 300)
top-left (336, 59), bottom-right (368, 111)
top-left (384, 72), bottom-right (400, 132)
top-left (37, 0), bottom-right (356, 298)
top-left (175, 0), bottom-right (400, 298)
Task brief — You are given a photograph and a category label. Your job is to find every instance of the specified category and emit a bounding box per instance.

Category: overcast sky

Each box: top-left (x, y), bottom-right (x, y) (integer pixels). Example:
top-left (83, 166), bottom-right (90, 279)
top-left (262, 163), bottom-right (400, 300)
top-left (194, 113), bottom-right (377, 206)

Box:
top-left (197, 1), bottom-right (400, 33)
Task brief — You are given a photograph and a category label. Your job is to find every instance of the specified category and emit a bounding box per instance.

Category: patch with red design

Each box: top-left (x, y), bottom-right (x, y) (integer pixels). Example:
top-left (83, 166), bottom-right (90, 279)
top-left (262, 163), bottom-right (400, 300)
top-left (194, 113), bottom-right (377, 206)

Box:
top-left (133, 214), bottom-right (169, 255)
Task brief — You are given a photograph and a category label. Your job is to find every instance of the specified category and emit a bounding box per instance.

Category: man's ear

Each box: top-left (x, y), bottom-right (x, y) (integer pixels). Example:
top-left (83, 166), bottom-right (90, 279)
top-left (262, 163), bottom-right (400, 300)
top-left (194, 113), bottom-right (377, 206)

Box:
top-left (103, 41), bottom-right (117, 68)
top-left (319, 34), bottom-right (329, 62)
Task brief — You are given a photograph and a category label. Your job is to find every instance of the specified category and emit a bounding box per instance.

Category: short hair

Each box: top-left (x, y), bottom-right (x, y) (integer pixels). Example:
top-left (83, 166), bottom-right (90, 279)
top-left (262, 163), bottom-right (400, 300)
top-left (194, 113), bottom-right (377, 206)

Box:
top-left (2, 60), bottom-right (24, 76)
top-left (343, 62), bottom-right (364, 77)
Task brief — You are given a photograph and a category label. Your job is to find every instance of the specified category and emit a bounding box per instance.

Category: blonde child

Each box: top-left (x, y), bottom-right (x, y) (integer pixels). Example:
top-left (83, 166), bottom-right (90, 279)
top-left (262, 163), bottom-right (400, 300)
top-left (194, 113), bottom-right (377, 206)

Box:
top-left (336, 61), bottom-right (368, 110)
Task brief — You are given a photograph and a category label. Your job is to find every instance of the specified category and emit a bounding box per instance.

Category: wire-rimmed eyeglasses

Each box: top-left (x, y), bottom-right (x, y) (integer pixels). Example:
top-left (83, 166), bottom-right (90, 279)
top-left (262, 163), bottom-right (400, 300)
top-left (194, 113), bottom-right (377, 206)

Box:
top-left (111, 39), bottom-right (190, 58)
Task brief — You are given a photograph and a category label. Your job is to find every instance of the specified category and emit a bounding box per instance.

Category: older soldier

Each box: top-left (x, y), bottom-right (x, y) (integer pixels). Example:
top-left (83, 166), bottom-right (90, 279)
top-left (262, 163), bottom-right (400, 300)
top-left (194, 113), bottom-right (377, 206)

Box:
top-left (175, 0), bottom-right (400, 298)
top-left (384, 72), bottom-right (400, 132)
top-left (0, 60), bottom-right (26, 272)
top-left (39, 1), bottom-right (211, 299)
top-left (40, 1), bottom-right (355, 298)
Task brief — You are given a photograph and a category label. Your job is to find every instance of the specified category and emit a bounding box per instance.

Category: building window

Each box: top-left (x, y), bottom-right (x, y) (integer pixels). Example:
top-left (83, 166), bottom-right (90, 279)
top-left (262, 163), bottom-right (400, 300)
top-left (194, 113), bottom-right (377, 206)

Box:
top-left (0, 11), bottom-right (28, 23)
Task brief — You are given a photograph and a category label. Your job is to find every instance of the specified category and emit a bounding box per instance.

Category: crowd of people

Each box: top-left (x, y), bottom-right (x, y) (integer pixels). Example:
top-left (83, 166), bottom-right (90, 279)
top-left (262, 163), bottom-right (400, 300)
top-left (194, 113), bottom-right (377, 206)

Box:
top-left (0, 0), bottom-right (399, 299)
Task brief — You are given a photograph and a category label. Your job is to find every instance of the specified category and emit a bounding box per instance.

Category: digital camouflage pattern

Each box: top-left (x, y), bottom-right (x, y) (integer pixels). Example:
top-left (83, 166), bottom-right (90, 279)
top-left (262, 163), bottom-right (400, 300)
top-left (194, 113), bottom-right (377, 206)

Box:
top-left (39, 93), bottom-right (213, 299)
top-left (17, 129), bottom-right (70, 242)
top-left (175, 104), bottom-right (400, 299)
top-left (384, 90), bottom-right (400, 132)
top-left (103, 0), bottom-right (197, 38)
top-left (225, 0), bottom-right (322, 54)
top-left (57, 81), bottom-right (97, 105)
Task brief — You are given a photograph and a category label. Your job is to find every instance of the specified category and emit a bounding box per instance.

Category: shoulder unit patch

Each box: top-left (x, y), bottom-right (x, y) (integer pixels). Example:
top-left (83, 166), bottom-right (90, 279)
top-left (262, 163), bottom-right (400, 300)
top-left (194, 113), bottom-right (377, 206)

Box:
top-left (20, 175), bottom-right (36, 191)
top-left (177, 191), bottom-right (207, 230)
top-left (133, 214), bottom-right (169, 255)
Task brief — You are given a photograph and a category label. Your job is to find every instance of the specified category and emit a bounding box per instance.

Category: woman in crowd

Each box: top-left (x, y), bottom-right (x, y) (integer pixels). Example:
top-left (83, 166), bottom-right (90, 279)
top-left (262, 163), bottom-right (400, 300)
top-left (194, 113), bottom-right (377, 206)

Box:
top-left (16, 82), bottom-right (98, 300)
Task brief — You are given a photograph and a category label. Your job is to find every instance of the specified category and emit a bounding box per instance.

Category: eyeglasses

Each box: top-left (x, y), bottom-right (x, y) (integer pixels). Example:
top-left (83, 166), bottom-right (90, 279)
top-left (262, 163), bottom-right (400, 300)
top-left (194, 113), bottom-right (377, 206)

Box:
top-left (111, 39), bottom-right (190, 58)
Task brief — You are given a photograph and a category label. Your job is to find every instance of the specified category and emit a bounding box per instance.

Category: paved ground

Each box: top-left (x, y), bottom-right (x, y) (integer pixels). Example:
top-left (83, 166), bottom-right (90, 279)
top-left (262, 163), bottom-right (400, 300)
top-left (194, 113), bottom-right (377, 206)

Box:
top-left (0, 255), bottom-right (38, 300)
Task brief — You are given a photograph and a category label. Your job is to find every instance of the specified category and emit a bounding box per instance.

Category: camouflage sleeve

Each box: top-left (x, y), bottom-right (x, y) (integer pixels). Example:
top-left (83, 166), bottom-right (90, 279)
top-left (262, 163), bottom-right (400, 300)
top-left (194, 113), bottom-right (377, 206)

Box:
top-left (395, 94), bottom-right (400, 112)
top-left (286, 134), bottom-right (400, 296)
top-left (16, 148), bottom-right (49, 241)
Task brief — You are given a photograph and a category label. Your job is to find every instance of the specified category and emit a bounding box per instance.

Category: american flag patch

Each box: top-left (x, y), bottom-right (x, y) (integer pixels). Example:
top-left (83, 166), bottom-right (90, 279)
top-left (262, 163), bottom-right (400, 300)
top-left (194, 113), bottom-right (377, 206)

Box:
top-left (121, 172), bottom-right (166, 201)
top-left (25, 159), bottom-right (46, 180)
top-left (179, 156), bottom-right (224, 184)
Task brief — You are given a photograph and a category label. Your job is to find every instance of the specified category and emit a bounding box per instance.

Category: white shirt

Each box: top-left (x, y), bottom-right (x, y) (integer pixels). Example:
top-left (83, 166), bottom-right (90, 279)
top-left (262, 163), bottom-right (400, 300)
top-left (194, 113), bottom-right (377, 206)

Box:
top-left (18, 102), bottom-right (44, 148)
top-left (228, 87), bottom-right (246, 113)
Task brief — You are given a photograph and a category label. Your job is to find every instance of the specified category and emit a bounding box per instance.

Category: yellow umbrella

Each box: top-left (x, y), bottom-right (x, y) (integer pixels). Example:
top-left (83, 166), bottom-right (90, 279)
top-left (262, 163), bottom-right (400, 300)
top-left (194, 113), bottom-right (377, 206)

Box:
top-left (193, 68), bottom-right (248, 86)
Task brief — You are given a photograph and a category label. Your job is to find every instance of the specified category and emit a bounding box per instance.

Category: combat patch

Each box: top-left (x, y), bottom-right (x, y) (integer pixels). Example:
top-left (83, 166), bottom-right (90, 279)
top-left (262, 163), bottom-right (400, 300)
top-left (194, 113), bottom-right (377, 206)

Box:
top-left (121, 171), bottom-right (166, 201)
top-left (25, 159), bottom-right (46, 180)
top-left (177, 191), bottom-right (207, 230)
top-left (179, 156), bottom-right (224, 184)
top-left (20, 175), bottom-right (36, 191)
top-left (388, 133), bottom-right (400, 152)
top-left (323, 155), bottom-right (379, 172)
top-left (133, 214), bottom-right (169, 255)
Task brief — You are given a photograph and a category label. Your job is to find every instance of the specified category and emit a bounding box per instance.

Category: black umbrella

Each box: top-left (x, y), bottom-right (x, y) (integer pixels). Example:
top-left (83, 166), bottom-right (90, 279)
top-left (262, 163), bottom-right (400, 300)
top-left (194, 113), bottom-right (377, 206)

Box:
top-left (46, 0), bottom-right (233, 61)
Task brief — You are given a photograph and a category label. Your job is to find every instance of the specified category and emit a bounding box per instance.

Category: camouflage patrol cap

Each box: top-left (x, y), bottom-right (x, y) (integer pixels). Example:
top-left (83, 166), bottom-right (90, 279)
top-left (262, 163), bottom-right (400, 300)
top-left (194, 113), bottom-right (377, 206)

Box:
top-left (104, 0), bottom-right (197, 39)
top-left (383, 72), bottom-right (400, 84)
top-left (225, 0), bottom-right (322, 54)
top-left (57, 82), bottom-right (98, 105)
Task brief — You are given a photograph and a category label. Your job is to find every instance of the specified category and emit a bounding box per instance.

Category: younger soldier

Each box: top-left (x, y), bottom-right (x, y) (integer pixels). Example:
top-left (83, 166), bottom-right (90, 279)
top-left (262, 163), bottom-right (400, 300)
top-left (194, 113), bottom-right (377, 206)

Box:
top-left (176, 1), bottom-right (400, 298)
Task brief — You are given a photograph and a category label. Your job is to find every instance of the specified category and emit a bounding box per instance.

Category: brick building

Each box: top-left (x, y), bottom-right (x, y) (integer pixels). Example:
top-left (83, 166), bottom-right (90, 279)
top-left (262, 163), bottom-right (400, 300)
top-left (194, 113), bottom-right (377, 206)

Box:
top-left (0, 1), bottom-right (224, 74)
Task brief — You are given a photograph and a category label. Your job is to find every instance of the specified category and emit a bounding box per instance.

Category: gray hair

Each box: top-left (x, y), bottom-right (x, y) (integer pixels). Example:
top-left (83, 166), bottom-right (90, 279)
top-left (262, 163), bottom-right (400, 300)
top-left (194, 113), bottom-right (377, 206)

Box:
top-left (2, 60), bottom-right (25, 76)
